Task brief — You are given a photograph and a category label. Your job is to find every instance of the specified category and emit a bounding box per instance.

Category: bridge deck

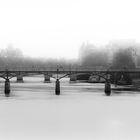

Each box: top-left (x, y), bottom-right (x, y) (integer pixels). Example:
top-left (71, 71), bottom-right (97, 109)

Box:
top-left (0, 67), bottom-right (140, 73)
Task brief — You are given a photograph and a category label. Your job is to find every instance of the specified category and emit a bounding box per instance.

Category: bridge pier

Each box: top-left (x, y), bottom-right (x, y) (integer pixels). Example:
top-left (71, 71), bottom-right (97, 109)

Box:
top-left (44, 74), bottom-right (50, 83)
top-left (5, 79), bottom-right (10, 97)
top-left (70, 74), bottom-right (77, 82)
top-left (17, 74), bottom-right (24, 83)
top-left (55, 79), bottom-right (60, 95)
top-left (104, 80), bottom-right (111, 96)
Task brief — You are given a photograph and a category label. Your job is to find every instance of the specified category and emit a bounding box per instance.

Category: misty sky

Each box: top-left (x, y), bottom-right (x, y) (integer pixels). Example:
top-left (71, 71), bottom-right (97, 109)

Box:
top-left (0, 0), bottom-right (139, 59)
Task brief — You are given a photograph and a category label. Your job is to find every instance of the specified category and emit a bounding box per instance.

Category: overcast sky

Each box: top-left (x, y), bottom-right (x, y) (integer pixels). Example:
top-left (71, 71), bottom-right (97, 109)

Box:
top-left (0, 0), bottom-right (139, 59)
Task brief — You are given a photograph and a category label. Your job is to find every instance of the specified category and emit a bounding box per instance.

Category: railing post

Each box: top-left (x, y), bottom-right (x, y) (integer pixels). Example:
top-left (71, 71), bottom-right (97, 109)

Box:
top-left (5, 79), bottom-right (10, 97)
top-left (55, 79), bottom-right (60, 95)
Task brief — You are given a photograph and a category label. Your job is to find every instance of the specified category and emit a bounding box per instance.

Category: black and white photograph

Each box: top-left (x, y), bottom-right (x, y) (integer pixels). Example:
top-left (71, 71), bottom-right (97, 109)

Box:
top-left (0, 0), bottom-right (140, 140)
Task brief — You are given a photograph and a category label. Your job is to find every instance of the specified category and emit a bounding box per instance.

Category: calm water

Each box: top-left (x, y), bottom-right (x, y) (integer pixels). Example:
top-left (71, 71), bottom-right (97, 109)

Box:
top-left (0, 76), bottom-right (140, 140)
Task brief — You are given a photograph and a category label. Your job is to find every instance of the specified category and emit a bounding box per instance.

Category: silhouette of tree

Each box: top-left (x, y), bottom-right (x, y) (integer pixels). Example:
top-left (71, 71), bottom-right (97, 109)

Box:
top-left (79, 43), bottom-right (109, 67)
top-left (111, 47), bottom-right (135, 69)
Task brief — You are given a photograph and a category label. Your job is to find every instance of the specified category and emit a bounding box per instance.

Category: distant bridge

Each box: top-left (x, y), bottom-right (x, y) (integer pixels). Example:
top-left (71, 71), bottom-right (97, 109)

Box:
top-left (0, 66), bottom-right (140, 97)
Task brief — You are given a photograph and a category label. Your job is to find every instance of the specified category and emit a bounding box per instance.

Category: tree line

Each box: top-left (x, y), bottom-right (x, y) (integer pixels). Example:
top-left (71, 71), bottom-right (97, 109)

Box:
top-left (0, 41), bottom-right (140, 70)
top-left (79, 41), bottom-right (139, 69)
top-left (0, 45), bottom-right (78, 69)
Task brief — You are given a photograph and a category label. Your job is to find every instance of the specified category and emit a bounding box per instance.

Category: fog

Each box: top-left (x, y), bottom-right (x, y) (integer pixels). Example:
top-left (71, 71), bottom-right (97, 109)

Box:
top-left (0, 40), bottom-right (140, 69)
top-left (79, 43), bottom-right (109, 67)
top-left (79, 40), bottom-right (140, 69)
top-left (0, 45), bottom-right (79, 69)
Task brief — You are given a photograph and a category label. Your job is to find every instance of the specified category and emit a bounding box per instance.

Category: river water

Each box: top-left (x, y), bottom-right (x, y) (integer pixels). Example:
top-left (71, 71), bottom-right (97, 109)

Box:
top-left (0, 76), bottom-right (140, 140)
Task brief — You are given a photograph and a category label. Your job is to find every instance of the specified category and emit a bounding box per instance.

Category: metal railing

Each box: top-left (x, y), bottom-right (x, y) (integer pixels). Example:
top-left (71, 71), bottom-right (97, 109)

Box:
top-left (0, 66), bottom-right (140, 73)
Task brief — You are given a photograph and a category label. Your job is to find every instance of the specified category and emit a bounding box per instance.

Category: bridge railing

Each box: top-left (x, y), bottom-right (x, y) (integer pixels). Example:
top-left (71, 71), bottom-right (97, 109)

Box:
top-left (0, 66), bottom-right (107, 72)
top-left (0, 66), bottom-right (140, 73)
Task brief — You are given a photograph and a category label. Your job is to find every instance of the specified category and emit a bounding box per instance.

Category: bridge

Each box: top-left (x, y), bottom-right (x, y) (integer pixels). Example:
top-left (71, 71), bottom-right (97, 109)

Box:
top-left (0, 66), bottom-right (140, 97)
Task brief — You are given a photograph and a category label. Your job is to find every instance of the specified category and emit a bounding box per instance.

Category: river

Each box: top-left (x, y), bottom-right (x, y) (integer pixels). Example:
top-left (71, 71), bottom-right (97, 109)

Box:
top-left (0, 76), bottom-right (139, 140)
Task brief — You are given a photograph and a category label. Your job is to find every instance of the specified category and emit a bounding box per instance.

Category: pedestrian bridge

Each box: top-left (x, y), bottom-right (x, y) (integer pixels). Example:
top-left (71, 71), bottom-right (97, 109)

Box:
top-left (1, 66), bottom-right (140, 73)
top-left (0, 66), bottom-right (140, 97)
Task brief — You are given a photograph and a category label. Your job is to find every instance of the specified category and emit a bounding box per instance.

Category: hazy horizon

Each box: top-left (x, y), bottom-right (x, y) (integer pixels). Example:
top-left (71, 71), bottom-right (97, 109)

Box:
top-left (0, 0), bottom-right (139, 59)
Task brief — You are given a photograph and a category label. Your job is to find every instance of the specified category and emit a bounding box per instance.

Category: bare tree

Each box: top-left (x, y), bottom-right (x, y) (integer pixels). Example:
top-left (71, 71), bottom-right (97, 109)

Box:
top-left (79, 43), bottom-right (109, 67)
top-left (111, 47), bottom-right (136, 69)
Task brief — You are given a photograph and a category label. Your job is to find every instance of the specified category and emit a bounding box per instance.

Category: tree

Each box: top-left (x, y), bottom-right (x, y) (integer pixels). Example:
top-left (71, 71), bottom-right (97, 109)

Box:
top-left (0, 44), bottom-right (24, 67)
top-left (111, 47), bottom-right (136, 69)
top-left (79, 43), bottom-right (109, 67)
top-left (111, 47), bottom-right (136, 85)
top-left (0, 44), bottom-right (23, 58)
